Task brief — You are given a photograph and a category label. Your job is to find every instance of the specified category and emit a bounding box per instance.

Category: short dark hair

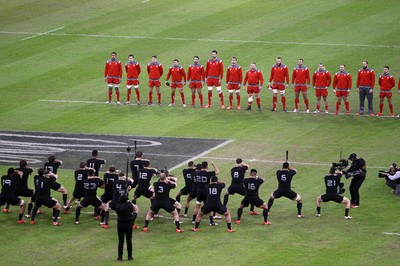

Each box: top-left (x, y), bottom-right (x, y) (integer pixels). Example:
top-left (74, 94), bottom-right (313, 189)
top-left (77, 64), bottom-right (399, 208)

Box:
top-left (92, 150), bottom-right (98, 157)
top-left (211, 176), bottom-right (218, 183)
top-left (135, 151), bottom-right (142, 158)
top-left (19, 160), bottom-right (27, 168)
top-left (212, 50), bottom-right (218, 54)
top-left (152, 55), bottom-right (157, 59)
top-left (384, 65), bottom-right (390, 69)
top-left (201, 161), bottom-right (208, 169)
top-left (250, 169), bottom-right (257, 174)
top-left (173, 59), bottom-right (179, 62)
top-left (277, 56), bottom-right (282, 60)
top-left (196, 163), bottom-right (202, 170)
top-left (48, 155), bottom-right (55, 163)
top-left (7, 168), bottom-right (14, 176)
top-left (236, 158), bottom-right (242, 164)
top-left (283, 162), bottom-right (289, 169)
top-left (79, 162), bottom-right (86, 168)
top-left (194, 56), bottom-right (199, 60)
top-left (88, 169), bottom-right (95, 176)
top-left (329, 166), bottom-right (336, 175)
top-left (188, 161), bottom-right (194, 167)
top-left (128, 54), bottom-right (134, 58)
top-left (109, 165), bottom-right (116, 172)
top-left (111, 52), bottom-right (117, 55)
top-left (38, 168), bottom-right (44, 176)
top-left (143, 160), bottom-right (150, 167)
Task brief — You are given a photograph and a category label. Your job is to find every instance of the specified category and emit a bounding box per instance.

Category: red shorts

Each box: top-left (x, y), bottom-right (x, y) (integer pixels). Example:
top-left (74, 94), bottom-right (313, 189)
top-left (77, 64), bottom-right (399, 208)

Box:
top-left (171, 83), bottom-right (183, 89)
top-left (107, 78), bottom-right (120, 85)
top-left (272, 84), bottom-right (285, 90)
top-left (247, 86), bottom-right (260, 94)
top-left (190, 82), bottom-right (202, 89)
top-left (148, 80), bottom-right (161, 87)
top-left (227, 84), bottom-right (240, 90)
top-left (379, 92), bottom-right (392, 98)
top-left (315, 88), bottom-right (328, 97)
top-left (127, 80), bottom-right (139, 86)
top-left (207, 78), bottom-right (220, 87)
top-left (294, 86), bottom-right (307, 93)
top-left (335, 90), bottom-right (349, 97)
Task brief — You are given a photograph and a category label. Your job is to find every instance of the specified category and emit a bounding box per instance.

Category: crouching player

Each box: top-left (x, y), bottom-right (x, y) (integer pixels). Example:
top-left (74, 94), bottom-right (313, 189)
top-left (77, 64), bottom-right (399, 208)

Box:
top-left (0, 168), bottom-right (26, 223)
top-left (143, 173), bottom-right (183, 233)
top-left (191, 176), bottom-right (234, 232)
top-left (316, 166), bottom-right (352, 219)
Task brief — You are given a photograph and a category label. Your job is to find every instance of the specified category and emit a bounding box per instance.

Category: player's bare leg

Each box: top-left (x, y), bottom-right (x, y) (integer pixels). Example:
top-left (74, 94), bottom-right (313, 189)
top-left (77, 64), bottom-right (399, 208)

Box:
top-left (172, 209), bottom-right (183, 232)
top-left (342, 197), bottom-right (352, 219)
top-left (224, 210), bottom-right (234, 232)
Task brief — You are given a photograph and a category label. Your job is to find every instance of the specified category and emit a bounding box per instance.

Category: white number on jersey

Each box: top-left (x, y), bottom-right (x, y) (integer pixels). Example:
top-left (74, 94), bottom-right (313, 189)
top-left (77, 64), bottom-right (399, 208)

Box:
top-left (327, 179), bottom-right (336, 187)
top-left (281, 174), bottom-right (287, 181)
top-left (209, 187), bottom-right (218, 195)
top-left (248, 183), bottom-right (256, 190)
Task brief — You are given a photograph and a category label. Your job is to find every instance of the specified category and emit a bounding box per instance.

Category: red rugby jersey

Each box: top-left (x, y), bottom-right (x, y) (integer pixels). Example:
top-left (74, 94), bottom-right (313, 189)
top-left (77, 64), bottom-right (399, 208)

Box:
top-left (292, 66), bottom-right (310, 86)
top-left (269, 64), bottom-right (289, 84)
top-left (125, 61), bottom-right (141, 79)
top-left (378, 73), bottom-right (395, 91)
top-left (244, 69), bottom-right (264, 86)
top-left (187, 63), bottom-right (205, 82)
top-left (312, 70), bottom-right (332, 87)
top-left (104, 59), bottom-right (122, 78)
top-left (166, 65), bottom-right (186, 83)
top-left (333, 71), bottom-right (352, 89)
top-left (226, 64), bottom-right (243, 84)
top-left (356, 68), bottom-right (375, 87)
top-left (205, 58), bottom-right (224, 79)
top-left (147, 62), bottom-right (163, 79)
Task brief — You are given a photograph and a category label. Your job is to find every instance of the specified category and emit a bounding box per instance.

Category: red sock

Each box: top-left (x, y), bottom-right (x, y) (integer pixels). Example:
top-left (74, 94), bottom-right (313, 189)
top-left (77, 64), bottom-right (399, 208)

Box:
top-left (316, 105), bottom-right (320, 111)
top-left (116, 91), bottom-right (120, 101)
top-left (295, 98), bottom-right (299, 109)
top-left (108, 91), bottom-right (112, 101)
top-left (336, 102), bottom-right (340, 112)
top-left (273, 96), bottom-right (277, 109)
top-left (236, 94), bottom-right (240, 106)
top-left (157, 92), bottom-right (161, 104)
top-left (171, 92), bottom-right (175, 104)
top-left (304, 98), bottom-right (309, 109)
top-left (208, 91), bottom-right (212, 105)
top-left (180, 92), bottom-right (185, 104)
top-left (219, 93), bottom-right (224, 105)
top-left (379, 103), bottom-right (383, 113)
top-left (149, 92), bottom-right (153, 103)
top-left (135, 89), bottom-right (140, 102)
top-left (256, 98), bottom-right (261, 107)
top-left (191, 94), bottom-right (196, 105)
top-left (229, 95), bottom-right (233, 106)
top-left (127, 90), bottom-right (131, 102)
top-left (281, 96), bottom-right (286, 110)
top-left (325, 105), bottom-right (329, 111)
top-left (389, 104), bottom-right (393, 113)
top-left (345, 101), bottom-right (349, 112)
top-left (199, 94), bottom-right (204, 105)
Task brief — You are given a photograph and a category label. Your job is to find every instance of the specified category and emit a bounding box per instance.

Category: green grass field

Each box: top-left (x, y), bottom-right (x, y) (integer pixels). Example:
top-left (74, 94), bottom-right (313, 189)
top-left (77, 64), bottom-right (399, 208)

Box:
top-left (1, 0), bottom-right (400, 265)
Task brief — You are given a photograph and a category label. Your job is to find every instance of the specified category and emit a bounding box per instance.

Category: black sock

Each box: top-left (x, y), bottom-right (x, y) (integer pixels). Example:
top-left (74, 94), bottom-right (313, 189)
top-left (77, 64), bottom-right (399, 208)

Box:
top-left (237, 208), bottom-right (243, 220)
top-left (31, 206), bottom-right (38, 221)
top-left (104, 211), bottom-right (109, 224)
top-left (132, 212), bottom-right (138, 224)
top-left (5, 203), bottom-right (10, 209)
top-left (53, 209), bottom-right (60, 222)
top-left (76, 206), bottom-right (81, 221)
top-left (177, 208), bottom-right (181, 214)
top-left (62, 194), bottom-right (67, 206)
top-left (195, 221), bottom-right (200, 228)
top-left (227, 223), bottom-right (231, 230)
top-left (18, 213), bottom-right (23, 220)
top-left (209, 215), bottom-right (214, 224)
top-left (250, 204), bottom-right (255, 212)
top-left (101, 210), bottom-right (105, 223)
top-left (176, 195), bottom-right (181, 202)
top-left (263, 208), bottom-right (269, 222)
top-left (52, 208), bottom-right (56, 218)
top-left (345, 208), bottom-right (349, 216)
top-left (184, 207), bottom-right (188, 215)
top-left (27, 203), bottom-right (33, 215)
top-left (267, 198), bottom-right (274, 210)
top-left (144, 220), bottom-right (150, 227)
top-left (297, 202), bottom-right (302, 215)
top-left (66, 206), bottom-right (70, 211)
top-left (223, 194), bottom-right (229, 207)
top-left (192, 215), bottom-right (196, 222)
top-left (175, 221), bottom-right (180, 229)
top-left (317, 207), bottom-right (321, 214)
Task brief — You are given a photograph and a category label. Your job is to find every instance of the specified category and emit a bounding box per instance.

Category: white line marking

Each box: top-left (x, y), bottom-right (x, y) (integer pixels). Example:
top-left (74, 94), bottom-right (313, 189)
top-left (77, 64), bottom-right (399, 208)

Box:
top-left (0, 30), bottom-right (397, 48)
top-left (20, 26), bottom-right (65, 41)
top-left (382, 232), bottom-right (400, 236)
top-left (169, 139), bottom-right (235, 171)
top-left (40, 99), bottom-right (115, 105)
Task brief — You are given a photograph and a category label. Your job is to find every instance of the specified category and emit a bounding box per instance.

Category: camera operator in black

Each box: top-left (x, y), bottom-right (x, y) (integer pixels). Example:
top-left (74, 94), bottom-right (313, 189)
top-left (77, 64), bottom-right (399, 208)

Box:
top-left (342, 153), bottom-right (366, 208)
top-left (115, 192), bottom-right (135, 261)
top-left (380, 163), bottom-right (400, 195)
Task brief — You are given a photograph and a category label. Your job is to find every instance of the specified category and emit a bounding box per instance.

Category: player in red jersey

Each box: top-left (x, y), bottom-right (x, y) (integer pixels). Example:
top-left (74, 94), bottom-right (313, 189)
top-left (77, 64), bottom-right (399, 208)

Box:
top-left (332, 64), bottom-right (352, 115)
top-left (104, 52), bottom-right (123, 104)
top-left (225, 57), bottom-right (243, 110)
top-left (243, 62), bottom-right (264, 111)
top-left (124, 54), bottom-right (141, 105)
top-left (165, 59), bottom-right (187, 107)
top-left (377, 66), bottom-right (396, 117)
top-left (356, 60), bottom-right (375, 116)
top-left (268, 57), bottom-right (290, 112)
top-left (205, 50), bottom-right (224, 109)
top-left (147, 55), bottom-right (163, 106)
top-left (292, 58), bottom-right (311, 113)
top-left (312, 63), bottom-right (332, 113)
top-left (187, 56), bottom-right (205, 107)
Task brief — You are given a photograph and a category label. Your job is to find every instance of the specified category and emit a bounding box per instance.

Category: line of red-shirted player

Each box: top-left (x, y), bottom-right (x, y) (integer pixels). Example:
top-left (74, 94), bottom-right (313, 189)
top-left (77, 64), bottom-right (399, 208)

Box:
top-left (104, 51), bottom-right (400, 116)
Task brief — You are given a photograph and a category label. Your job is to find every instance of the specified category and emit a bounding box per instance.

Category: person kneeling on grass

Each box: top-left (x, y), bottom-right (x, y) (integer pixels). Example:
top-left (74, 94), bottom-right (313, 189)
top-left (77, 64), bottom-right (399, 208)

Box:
top-left (192, 176), bottom-right (234, 233)
top-left (143, 173), bottom-right (183, 233)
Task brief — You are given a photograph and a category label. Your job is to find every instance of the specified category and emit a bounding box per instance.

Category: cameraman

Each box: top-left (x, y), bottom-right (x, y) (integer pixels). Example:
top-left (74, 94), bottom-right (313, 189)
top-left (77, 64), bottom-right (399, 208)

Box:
top-left (381, 163), bottom-right (400, 195)
top-left (115, 191), bottom-right (135, 261)
top-left (342, 153), bottom-right (366, 208)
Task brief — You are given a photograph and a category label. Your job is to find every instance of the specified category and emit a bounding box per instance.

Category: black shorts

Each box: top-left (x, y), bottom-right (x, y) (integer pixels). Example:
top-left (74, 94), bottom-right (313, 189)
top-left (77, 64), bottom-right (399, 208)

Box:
top-left (151, 200), bottom-right (175, 213)
top-left (227, 184), bottom-right (246, 196)
top-left (52, 183), bottom-right (62, 191)
top-left (73, 189), bottom-right (85, 199)
top-left (101, 191), bottom-right (113, 203)
top-left (273, 188), bottom-right (297, 200)
top-left (35, 197), bottom-right (57, 208)
top-left (80, 197), bottom-right (102, 208)
top-left (134, 187), bottom-right (153, 199)
top-left (201, 202), bottom-right (227, 215)
top-left (241, 196), bottom-right (264, 208)
top-left (0, 194), bottom-right (21, 206)
top-left (188, 188), bottom-right (197, 199)
top-left (196, 190), bottom-right (207, 202)
top-left (15, 188), bottom-right (34, 197)
top-left (179, 186), bottom-right (192, 196)
top-left (321, 193), bottom-right (344, 203)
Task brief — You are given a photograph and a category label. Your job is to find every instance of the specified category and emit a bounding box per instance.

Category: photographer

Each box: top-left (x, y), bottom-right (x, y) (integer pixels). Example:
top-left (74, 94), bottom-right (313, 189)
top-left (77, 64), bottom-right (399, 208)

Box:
top-left (380, 163), bottom-right (400, 195)
top-left (115, 191), bottom-right (135, 261)
top-left (342, 153), bottom-right (366, 208)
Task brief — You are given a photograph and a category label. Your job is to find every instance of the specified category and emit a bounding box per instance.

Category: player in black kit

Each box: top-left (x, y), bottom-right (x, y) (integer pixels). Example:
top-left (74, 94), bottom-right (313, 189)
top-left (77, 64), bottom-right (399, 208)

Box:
top-left (316, 166), bottom-right (352, 219)
top-left (115, 192), bottom-right (135, 261)
top-left (0, 168), bottom-right (26, 223)
top-left (267, 162), bottom-right (304, 219)
top-left (175, 161), bottom-right (195, 217)
top-left (75, 169), bottom-right (106, 225)
top-left (132, 160), bottom-right (156, 204)
top-left (64, 162), bottom-right (89, 214)
top-left (100, 165), bottom-right (119, 228)
top-left (143, 173), bottom-right (183, 233)
top-left (43, 155), bottom-right (62, 174)
top-left (235, 169), bottom-right (270, 225)
top-left (86, 149), bottom-right (106, 176)
top-left (129, 151), bottom-right (148, 188)
top-left (192, 176), bottom-right (234, 232)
